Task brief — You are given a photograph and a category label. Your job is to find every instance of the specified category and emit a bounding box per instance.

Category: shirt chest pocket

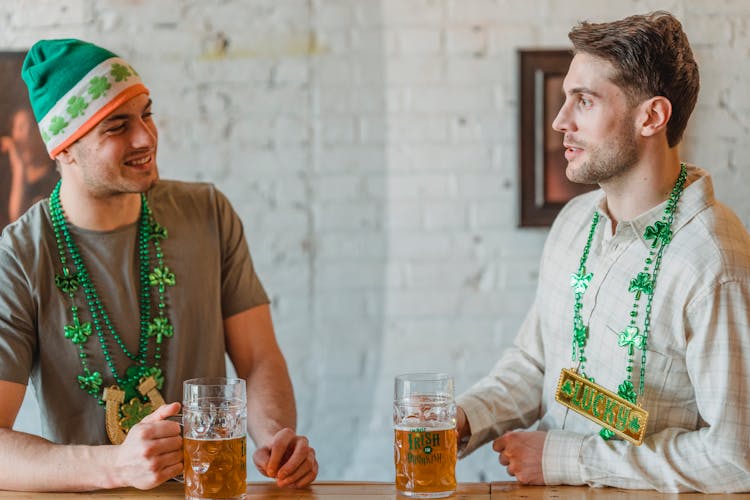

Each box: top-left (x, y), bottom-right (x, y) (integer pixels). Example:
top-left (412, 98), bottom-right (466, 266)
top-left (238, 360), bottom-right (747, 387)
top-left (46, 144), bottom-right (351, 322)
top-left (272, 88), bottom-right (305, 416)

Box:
top-left (603, 323), bottom-right (680, 399)
top-left (642, 347), bottom-right (698, 433)
top-left (641, 348), bottom-right (675, 398)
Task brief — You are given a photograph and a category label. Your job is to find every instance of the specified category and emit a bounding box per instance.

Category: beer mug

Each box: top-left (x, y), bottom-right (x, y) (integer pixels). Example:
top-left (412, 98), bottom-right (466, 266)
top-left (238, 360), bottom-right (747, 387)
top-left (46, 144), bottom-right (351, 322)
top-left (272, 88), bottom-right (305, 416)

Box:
top-left (182, 377), bottom-right (247, 500)
top-left (393, 373), bottom-right (457, 498)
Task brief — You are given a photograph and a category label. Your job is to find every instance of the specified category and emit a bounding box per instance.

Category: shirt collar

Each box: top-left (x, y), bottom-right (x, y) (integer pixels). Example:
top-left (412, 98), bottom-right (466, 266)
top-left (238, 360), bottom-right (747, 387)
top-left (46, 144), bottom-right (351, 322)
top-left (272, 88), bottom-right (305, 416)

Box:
top-left (594, 165), bottom-right (714, 248)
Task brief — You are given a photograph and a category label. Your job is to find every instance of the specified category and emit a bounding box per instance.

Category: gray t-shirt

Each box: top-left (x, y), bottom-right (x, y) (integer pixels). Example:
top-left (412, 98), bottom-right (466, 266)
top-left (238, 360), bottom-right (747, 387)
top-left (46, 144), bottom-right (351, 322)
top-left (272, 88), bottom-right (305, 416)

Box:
top-left (0, 180), bottom-right (269, 444)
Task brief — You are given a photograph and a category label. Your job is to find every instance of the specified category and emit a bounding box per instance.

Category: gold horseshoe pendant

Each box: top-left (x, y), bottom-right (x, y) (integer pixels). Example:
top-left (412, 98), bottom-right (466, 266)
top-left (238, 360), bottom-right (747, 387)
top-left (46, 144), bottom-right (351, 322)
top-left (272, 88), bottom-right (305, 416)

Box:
top-left (102, 376), bottom-right (166, 445)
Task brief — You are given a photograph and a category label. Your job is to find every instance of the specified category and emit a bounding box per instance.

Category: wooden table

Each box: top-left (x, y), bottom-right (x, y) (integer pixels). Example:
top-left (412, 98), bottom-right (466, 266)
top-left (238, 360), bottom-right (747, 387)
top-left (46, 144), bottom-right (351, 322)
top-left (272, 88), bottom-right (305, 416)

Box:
top-left (0, 481), bottom-right (742, 498)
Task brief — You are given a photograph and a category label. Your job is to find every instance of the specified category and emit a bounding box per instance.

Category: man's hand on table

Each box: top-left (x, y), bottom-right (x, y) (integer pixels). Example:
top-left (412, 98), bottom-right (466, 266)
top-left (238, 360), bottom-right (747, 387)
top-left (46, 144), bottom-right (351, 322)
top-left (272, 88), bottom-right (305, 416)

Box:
top-left (493, 430), bottom-right (546, 485)
top-left (252, 428), bottom-right (318, 488)
top-left (110, 401), bottom-right (183, 489)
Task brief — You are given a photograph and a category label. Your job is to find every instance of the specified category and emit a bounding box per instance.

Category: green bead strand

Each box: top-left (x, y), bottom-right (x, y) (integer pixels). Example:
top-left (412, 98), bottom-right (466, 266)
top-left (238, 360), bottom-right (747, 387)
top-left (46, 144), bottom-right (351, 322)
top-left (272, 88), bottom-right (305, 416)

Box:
top-left (568, 164), bottom-right (688, 439)
top-left (48, 181), bottom-right (175, 402)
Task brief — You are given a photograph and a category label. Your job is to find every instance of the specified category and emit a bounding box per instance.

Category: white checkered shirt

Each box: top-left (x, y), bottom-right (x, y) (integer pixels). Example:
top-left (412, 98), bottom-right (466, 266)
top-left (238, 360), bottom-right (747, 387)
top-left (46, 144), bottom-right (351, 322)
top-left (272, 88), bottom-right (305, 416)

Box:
top-left (457, 166), bottom-right (750, 492)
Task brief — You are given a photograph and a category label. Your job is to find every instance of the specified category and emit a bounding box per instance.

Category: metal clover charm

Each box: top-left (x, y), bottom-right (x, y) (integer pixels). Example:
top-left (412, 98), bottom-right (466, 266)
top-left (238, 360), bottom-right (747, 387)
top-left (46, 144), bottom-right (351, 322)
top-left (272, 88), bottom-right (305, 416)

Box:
top-left (149, 221), bottom-right (168, 240)
top-left (55, 267), bottom-right (80, 295)
top-left (149, 266), bottom-right (176, 288)
top-left (617, 326), bottom-right (645, 351)
top-left (143, 366), bottom-right (165, 390)
top-left (644, 220), bottom-right (672, 248)
top-left (147, 317), bottom-right (174, 344)
top-left (570, 269), bottom-right (593, 294)
top-left (64, 316), bottom-right (92, 344)
top-left (628, 272), bottom-right (653, 300)
top-left (618, 380), bottom-right (638, 404)
top-left (599, 428), bottom-right (615, 440)
top-left (77, 370), bottom-right (103, 394)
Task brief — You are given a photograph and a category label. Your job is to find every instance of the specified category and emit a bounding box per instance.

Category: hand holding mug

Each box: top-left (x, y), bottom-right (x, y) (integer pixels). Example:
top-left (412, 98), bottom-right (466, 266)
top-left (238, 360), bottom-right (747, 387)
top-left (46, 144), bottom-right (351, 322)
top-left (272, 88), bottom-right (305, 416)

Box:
top-left (113, 401), bottom-right (183, 490)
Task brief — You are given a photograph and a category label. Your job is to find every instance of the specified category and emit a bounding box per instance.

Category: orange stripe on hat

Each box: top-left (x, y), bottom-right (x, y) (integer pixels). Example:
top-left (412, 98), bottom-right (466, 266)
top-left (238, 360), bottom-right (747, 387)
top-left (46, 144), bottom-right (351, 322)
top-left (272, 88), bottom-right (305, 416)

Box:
top-left (49, 83), bottom-right (149, 159)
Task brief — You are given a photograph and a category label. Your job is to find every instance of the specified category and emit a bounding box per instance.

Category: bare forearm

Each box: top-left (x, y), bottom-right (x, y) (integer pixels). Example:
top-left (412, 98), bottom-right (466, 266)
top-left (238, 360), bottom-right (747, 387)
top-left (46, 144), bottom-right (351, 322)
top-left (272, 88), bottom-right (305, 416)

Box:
top-left (0, 428), bottom-right (120, 492)
top-left (246, 357), bottom-right (297, 447)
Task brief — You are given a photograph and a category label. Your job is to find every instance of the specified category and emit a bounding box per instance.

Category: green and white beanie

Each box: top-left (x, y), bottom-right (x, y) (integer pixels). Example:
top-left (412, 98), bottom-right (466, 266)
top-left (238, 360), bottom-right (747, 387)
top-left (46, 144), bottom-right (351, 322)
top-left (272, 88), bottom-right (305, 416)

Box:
top-left (21, 38), bottom-right (149, 159)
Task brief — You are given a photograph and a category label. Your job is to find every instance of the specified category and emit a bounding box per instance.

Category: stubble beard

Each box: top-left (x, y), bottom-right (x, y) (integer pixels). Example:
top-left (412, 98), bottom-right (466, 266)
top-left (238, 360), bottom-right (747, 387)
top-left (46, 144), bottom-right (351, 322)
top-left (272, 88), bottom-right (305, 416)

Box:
top-left (565, 131), bottom-right (639, 186)
top-left (80, 162), bottom-right (160, 199)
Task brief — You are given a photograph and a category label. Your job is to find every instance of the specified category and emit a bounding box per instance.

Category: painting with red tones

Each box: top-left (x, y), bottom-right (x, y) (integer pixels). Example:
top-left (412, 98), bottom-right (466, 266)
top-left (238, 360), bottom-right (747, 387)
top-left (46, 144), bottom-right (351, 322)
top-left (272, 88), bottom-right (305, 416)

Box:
top-left (519, 49), bottom-right (596, 227)
top-left (0, 52), bottom-right (59, 231)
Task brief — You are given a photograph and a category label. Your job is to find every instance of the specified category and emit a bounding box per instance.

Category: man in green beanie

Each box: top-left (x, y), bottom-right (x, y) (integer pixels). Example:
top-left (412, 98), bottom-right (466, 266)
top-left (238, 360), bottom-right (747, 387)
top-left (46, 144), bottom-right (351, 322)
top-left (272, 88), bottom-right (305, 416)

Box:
top-left (0, 39), bottom-right (317, 491)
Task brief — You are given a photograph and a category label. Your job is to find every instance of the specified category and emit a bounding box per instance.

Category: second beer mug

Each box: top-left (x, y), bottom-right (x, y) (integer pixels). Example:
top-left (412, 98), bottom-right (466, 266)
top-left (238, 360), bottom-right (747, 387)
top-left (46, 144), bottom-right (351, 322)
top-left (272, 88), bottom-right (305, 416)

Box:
top-left (393, 373), bottom-right (457, 498)
top-left (183, 377), bottom-right (247, 500)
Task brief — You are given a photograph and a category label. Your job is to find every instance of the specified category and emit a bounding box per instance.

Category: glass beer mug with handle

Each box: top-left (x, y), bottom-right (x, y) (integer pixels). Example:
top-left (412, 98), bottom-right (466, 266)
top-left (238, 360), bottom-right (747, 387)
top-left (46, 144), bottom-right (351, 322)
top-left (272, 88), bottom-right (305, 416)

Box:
top-left (183, 377), bottom-right (247, 500)
top-left (393, 373), bottom-right (457, 498)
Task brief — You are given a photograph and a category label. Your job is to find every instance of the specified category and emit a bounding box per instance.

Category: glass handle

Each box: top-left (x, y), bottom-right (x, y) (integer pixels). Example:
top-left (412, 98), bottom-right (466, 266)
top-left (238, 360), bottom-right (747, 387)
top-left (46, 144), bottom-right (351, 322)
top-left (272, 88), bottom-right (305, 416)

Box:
top-left (165, 413), bottom-right (183, 427)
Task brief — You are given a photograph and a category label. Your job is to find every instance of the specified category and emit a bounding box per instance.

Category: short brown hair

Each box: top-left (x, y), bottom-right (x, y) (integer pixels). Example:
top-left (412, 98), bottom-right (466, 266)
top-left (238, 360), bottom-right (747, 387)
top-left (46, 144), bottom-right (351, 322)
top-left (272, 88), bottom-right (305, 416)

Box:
top-left (569, 11), bottom-right (699, 147)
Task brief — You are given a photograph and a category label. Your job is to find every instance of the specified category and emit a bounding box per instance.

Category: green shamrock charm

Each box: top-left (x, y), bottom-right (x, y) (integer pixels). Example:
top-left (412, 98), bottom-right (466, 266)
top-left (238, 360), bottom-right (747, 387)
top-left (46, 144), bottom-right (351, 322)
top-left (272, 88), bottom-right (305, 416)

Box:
top-left (149, 266), bottom-right (176, 288)
top-left (570, 270), bottom-right (593, 294)
top-left (110, 63), bottom-right (132, 82)
top-left (64, 316), bottom-right (92, 344)
top-left (88, 76), bottom-right (111, 99)
top-left (644, 220), bottom-right (672, 248)
top-left (599, 428), bottom-right (615, 440)
top-left (66, 96), bottom-right (88, 118)
top-left (147, 317), bottom-right (174, 344)
top-left (628, 272), bottom-right (653, 300)
top-left (77, 370), bottom-right (103, 394)
top-left (119, 398), bottom-right (154, 432)
top-left (143, 367), bottom-right (165, 390)
top-left (617, 326), bottom-right (645, 351)
top-left (55, 267), bottom-right (80, 295)
top-left (618, 380), bottom-right (637, 404)
top-left (573, 318), bottom-right (588, 349)
top-left (149, 221), bottom-right (168, 240)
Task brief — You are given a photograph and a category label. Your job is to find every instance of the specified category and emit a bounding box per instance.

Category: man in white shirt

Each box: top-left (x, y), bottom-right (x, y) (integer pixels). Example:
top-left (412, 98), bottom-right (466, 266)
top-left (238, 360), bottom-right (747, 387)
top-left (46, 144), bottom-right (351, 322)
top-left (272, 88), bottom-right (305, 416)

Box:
top-left (456, 11), bottom-right (750, 493)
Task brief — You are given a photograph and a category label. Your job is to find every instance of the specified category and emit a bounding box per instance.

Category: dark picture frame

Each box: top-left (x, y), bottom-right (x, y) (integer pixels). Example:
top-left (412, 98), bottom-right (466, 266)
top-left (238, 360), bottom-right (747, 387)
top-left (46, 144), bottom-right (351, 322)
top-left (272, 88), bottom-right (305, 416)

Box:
top-left (518, 49), bottom-right (596, 227)
top-left (0, 51), bottom-right (59, 230)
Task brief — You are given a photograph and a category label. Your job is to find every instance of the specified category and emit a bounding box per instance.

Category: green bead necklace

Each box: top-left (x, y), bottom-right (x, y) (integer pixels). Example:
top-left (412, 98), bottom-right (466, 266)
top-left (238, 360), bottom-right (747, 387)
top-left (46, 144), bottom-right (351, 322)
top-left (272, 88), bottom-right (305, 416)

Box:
top-left (569, 163), bottom-right (687, 440)
top-left (49, 180), bottom-right (176, 406)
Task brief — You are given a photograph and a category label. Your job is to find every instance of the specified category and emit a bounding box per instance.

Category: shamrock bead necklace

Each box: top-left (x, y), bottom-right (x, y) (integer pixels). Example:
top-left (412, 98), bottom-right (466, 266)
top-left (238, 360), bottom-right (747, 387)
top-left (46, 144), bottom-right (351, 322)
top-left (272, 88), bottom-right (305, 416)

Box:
top-left (49, 180), bottom-right (176, 405)
top-left (569, 163), bottom-right (687, 440)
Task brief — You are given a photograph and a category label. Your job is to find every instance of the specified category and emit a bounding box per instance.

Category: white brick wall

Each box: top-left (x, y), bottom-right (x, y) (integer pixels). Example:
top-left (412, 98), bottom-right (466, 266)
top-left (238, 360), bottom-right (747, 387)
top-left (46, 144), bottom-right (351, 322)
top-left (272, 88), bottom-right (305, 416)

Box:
top-left (8, 0), bottom-right (750, 485)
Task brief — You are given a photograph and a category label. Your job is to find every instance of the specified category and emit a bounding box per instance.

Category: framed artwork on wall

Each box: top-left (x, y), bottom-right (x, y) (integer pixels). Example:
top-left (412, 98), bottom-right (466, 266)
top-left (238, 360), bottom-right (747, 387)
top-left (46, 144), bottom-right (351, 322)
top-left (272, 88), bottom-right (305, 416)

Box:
top-left (518, 49), bottom-right (596, 227)
top-left (0, 51), bottom-right (59, 231)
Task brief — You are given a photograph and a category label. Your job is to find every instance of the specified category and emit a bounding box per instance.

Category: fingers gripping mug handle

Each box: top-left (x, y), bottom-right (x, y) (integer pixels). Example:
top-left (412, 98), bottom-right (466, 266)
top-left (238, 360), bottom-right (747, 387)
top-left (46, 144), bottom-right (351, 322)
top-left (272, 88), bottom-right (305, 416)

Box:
top-left (166, 414), bottom-right (185, 483)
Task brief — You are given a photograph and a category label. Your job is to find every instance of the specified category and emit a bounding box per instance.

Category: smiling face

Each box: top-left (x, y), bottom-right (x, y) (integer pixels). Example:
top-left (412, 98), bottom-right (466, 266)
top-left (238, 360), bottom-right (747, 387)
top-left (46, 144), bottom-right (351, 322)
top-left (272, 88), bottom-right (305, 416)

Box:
top-left (60, 93), bottom-right (158, 198)
top-left (551, 52), bottom-right (640, 185)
